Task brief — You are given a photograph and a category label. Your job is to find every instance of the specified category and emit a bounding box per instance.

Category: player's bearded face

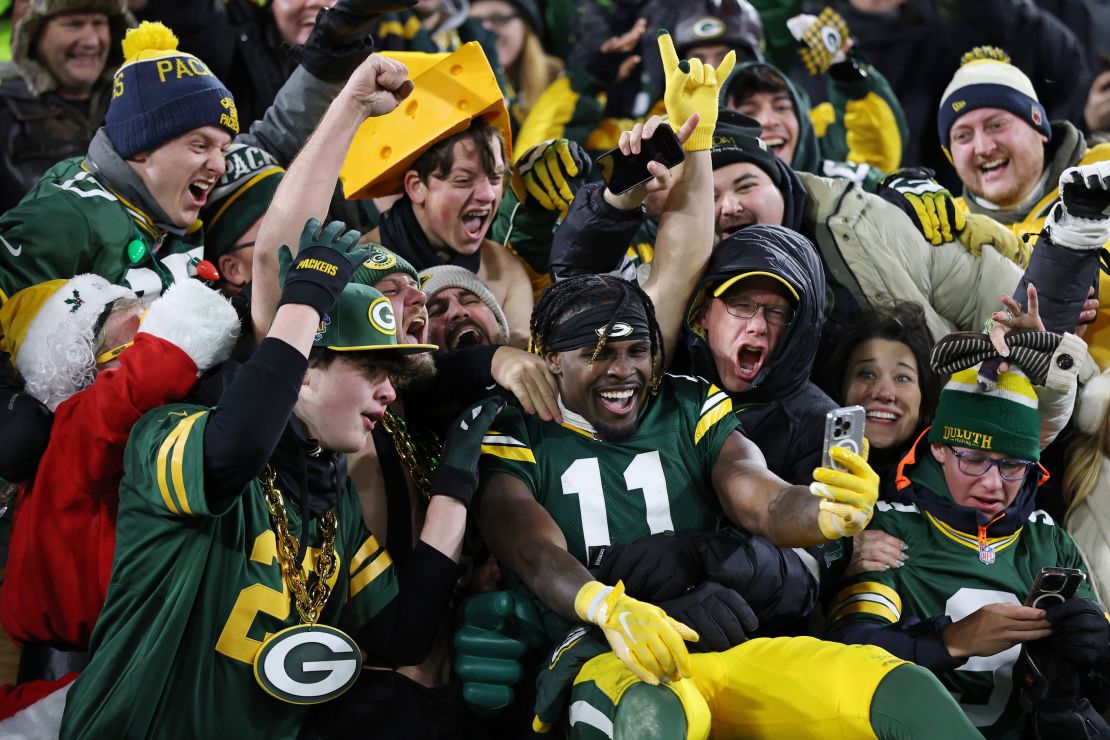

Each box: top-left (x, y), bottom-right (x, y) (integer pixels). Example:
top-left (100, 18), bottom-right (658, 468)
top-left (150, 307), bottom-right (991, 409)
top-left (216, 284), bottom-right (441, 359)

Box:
top-left (551, 339), bottom-right (652, 442)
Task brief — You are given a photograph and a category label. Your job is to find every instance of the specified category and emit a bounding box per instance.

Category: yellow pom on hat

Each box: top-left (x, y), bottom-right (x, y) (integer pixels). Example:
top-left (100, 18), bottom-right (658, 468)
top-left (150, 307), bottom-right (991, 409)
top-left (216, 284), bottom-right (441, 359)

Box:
top-left (120, 21), bottom-right (181, 64)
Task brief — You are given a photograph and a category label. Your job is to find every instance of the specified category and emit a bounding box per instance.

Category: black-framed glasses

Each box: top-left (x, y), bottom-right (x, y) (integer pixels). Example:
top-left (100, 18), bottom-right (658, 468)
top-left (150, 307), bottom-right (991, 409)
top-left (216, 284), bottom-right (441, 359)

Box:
top-left (949, 448), bottom-right (1035, 481)
top-left (719, 297), bottom-right (795, 326)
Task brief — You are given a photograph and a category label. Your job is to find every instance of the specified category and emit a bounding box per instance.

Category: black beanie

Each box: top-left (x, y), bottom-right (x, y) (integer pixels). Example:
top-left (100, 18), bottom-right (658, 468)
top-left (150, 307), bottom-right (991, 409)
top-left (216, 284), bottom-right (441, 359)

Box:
top-left (711, 108), bottom-right (783, 188)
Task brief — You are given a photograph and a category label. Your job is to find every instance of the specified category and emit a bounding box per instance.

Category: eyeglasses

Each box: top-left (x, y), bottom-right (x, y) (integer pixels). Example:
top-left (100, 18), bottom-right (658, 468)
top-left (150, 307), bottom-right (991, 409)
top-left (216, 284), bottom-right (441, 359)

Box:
top-left (948, 448), bottom-right (1036, 481)
top-left (474, 12), bottom-right (519, 27)
top-left (719, 297), bottom-right (795, 326)
top-left (95, 341), bottom-right (133, 365)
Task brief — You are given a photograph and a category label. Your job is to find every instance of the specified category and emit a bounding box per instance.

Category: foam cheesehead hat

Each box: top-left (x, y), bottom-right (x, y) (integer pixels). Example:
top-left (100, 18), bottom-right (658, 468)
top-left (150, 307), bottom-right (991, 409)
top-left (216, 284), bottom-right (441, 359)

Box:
top-left (201, 143), bottom-right (284, 262)
top-left (711, 108), bottom-right (783, 187)
top-left (313, 283), bottom-right (438, 353)
top-left (339, 42), bottom-right (512, 199)
top-left (937, 46), bottom-right (1050, 152)
top-left (928, 367), bottom-right (1041, 461)
top-left (0, 275), bottom-right (135, 409)
top-left (418, 264), bottom-right (510, 344)
top-left (106, 21), bottom-right (239, 158)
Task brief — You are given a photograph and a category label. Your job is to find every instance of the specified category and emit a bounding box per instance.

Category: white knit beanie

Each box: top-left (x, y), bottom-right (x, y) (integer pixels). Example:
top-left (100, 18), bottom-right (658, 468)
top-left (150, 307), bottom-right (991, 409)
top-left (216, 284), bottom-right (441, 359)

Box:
top-left (418, 265), bottom-right (510, 344)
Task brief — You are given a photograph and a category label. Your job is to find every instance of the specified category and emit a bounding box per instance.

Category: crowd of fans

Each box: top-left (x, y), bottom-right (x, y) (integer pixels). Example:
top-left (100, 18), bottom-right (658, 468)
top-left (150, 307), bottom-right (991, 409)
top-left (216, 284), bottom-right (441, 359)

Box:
top-left (0, 0), bottom-right (1108, 737)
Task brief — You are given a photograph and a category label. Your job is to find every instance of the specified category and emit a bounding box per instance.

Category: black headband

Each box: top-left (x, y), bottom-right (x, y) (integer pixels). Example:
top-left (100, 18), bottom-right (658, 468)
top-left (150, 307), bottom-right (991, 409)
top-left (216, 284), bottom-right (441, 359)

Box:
top-left (545, 303), bottom-right (651, 352)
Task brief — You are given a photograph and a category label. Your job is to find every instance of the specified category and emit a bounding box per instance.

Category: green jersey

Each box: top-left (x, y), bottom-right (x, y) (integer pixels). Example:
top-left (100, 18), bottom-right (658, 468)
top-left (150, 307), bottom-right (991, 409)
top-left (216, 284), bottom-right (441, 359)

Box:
top-left (60, 404), bottom-right (399, 740)
top-left (479, 374), bottom-right (738, 565)
top-left (0, 157), bottom-right (203, 303)
top-left (830, 499), bottom-right (1096, 739)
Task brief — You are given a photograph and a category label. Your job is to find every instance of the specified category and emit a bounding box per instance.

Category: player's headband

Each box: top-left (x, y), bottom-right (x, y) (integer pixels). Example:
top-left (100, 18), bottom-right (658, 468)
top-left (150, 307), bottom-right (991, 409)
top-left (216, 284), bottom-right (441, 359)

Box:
top-left (545, 303), bottom-right (651, 352)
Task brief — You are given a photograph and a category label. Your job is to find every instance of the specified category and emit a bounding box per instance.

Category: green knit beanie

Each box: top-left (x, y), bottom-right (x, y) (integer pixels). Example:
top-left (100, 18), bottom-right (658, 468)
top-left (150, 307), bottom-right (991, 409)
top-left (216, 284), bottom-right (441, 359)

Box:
top-left (927, 367), bottom-right (1041, 461)
top-left (351, 244), bottom-right (419, 288)
top-left (201, 143), bottom-right (283, 261)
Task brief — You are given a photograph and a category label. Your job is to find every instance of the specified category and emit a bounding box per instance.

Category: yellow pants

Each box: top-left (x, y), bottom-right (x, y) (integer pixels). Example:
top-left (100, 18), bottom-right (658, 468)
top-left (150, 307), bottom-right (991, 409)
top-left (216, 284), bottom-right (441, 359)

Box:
top-left (571, 636), bottom-right (907, 739)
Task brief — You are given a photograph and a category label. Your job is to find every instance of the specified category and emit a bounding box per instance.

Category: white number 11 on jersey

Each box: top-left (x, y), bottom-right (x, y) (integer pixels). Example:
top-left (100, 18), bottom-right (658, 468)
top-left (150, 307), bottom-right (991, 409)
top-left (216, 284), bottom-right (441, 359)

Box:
top-left (560, 451), bottom-right (673, 548)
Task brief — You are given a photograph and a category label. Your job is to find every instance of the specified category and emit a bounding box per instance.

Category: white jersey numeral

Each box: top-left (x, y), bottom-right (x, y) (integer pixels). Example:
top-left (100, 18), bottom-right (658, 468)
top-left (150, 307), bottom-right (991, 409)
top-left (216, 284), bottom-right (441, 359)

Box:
top-left (561, 452), bottom-right (672, 549)
top-left (946, 587), bottom-right (1021, 727)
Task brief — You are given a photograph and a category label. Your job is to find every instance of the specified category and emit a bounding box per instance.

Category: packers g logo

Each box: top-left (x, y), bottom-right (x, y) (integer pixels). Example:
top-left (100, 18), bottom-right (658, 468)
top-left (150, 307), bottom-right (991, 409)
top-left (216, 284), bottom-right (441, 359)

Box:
top-left (596, 322), bottom-right (633, 339)
top-left (253, 624), bottom-right (361, 704)
top-left (368, 296), bottom-right (397, 335)
top-left (819, 25), bottom-right (841, 54)
top-left (691, 17), bottom-right (725, 40)
top-left (363, 248), bottom-right (397, 272)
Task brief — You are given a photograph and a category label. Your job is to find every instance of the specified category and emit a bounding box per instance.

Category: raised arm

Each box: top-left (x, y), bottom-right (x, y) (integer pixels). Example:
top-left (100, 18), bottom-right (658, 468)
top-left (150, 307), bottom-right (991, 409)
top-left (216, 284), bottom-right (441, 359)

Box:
top-left (644, 31), bottom-right (733, 360)
top-left (251, 54), bottom-right (414, 339)
top-left (711, 430), bottom-right (879, 548)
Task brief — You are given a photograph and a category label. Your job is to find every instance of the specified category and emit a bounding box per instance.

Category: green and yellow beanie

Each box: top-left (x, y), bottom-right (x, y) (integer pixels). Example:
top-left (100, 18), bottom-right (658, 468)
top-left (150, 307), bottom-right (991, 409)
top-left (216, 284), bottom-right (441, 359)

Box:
top-left (106, 21), bottom-right (238, 157)
top-left (201, 143), bottom-right (284, 261)
top-left (351, 244), bottom-right (419, 288)
top-left (928, 367), bottom-right (1041, 461)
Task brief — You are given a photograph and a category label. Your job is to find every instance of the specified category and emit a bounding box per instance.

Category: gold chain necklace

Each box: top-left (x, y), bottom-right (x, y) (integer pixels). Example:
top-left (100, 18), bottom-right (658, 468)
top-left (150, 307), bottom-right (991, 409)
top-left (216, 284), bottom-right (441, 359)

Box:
top-left (259, 465), bottom-right (338, 625)
top-left (379, 411), bottom-right (441, 501)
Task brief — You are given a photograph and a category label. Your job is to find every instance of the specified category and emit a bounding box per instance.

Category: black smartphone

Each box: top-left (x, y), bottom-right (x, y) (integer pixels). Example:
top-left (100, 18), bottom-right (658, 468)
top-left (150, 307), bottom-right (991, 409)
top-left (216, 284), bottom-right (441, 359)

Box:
top-left (596, 124), bottom-right (686, 196)
top-left (1024, 566), bottom-right (1085, 608)
top-left (821, 406), bottom-right (866, 472)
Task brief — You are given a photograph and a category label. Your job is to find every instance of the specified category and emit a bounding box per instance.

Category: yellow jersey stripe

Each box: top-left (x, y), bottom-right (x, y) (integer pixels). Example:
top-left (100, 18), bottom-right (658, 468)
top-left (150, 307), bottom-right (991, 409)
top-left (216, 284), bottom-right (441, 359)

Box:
top-left (480, 444), bottom-right (537, 463)
top-left (169, 412), bottom-right (205, 515)
top-left (349, 535), bottom-right (383, 575)
top-left (558, 421), bottom-right (594, 439)
top-left (350, 549), bottom-right (394, 598)
top-left (156, 424), bottom-right (182, 515)
top-left (832, 599), bottom-right (900, 624)
top-left (925, 511), bottom-right (1022, 552)
top-left (830, 581), bottom-right (902, 623)
top-left (694, 396), bottom-right (733, 444)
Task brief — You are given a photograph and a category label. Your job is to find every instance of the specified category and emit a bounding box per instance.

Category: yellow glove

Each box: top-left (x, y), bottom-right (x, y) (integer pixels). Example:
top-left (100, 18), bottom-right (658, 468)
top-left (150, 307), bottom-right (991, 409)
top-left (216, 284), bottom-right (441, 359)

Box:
top-left (574, 580), bottom-right (698, 686)
top-left (958, 212), bottom-right (1032, 268)
top-left (657, 30), bottom-right (735, 151)
top-left (811, 446), bottom-right (879, 539)
top-left (510, 139), bottom-right (592, 217)
top-left (878, 169), bottom-right (966, 245)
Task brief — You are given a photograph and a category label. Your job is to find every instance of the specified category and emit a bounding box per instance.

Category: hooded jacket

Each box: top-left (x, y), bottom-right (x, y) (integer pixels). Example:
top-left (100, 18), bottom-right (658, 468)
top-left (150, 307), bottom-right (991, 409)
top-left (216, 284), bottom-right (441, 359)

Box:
top-left (720, 59), bottom-right (907, 191)
top-left (0, 0), bottom-right (134, 211)
top-left (675, 224), bottom-right (837, 485)
top-left (828, 429), bottom-right (1097, 738)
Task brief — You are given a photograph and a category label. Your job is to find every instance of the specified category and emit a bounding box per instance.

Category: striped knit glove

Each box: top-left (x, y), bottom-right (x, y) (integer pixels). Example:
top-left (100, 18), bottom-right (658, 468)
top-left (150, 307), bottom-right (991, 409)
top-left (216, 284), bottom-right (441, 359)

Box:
top-left (658, 30), bottom-right (735, 151)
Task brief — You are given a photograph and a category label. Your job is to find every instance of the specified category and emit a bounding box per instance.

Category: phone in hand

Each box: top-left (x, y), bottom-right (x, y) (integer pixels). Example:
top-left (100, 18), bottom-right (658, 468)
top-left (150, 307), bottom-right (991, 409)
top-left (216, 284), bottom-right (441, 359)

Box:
top-left (596, 124), bottom-right (685, 196)
top-left (822, 406), bottom-right (866, 472)
top-left (1024, 566), bottom-right (1085, 608)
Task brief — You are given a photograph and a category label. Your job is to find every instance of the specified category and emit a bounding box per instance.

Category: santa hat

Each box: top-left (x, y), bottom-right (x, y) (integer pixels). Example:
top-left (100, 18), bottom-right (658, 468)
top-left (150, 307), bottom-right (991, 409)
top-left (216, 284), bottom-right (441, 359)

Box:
top-left (0, 275), bottom-right (134, 410)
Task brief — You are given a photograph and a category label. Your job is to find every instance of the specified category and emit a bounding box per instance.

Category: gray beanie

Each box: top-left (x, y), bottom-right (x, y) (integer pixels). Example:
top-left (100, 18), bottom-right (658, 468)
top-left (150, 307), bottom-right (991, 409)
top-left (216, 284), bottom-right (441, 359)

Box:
top-left (418, 265), bottom-right (510, 344)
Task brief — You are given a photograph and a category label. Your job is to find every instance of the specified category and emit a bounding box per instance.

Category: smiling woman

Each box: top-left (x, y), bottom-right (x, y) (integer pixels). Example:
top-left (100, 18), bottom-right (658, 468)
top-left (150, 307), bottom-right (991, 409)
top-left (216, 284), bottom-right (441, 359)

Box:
top-left (819, 301), bottom-right (940, 477)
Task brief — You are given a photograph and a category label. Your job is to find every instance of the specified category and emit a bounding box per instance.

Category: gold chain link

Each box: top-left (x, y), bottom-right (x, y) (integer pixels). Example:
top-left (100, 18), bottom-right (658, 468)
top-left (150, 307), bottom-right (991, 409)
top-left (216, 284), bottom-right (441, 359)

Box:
top-left (379, 411), bottom-right (441, 502)
top-left (259, 465), bottom-right (338, 625)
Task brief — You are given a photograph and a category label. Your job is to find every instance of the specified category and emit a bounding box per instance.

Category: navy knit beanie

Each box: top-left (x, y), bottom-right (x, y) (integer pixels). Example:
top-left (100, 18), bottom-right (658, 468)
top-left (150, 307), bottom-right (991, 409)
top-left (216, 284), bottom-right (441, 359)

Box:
top-left (106, 21), bottom-right (239, 158)
top-left (937, 47), bottom-right (1050, 153)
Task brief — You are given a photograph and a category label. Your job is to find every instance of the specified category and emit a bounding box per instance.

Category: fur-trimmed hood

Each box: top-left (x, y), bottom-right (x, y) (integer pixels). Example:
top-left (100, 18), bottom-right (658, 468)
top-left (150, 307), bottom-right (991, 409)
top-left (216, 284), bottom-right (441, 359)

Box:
top-left (12, 0), bottom-right (134, 96)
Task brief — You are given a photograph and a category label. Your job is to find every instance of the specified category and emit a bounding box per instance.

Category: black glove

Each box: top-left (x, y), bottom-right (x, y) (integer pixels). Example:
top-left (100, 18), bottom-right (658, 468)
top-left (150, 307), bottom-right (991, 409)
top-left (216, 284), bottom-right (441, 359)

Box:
top-left (658, 582), bottom-right (758, 653)
top-left (593, 530), bottom-right (705, 602)
top-left (1060, 164), bottom-right (1110, 220)
top-left (300, 0), bottom-right (417, 82)
top-left (1046, 598), bottom-right (1110, 668)
top-left (431, 396), bottom-right (506, 507)
top-left (0, 385), bottom-right (53, 483)
top-left (1032, 696), bottom-right (1110, 739)
top-left (278, 217), bottom-right (368, 317)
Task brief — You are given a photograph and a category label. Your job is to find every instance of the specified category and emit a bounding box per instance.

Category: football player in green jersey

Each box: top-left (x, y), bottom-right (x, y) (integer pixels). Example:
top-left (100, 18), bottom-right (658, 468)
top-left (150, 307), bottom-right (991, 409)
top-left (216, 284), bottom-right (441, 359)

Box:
top-left (830, 348), bottom-right (1110, 738)
top-left (474, 273), bottom-right (984, 739)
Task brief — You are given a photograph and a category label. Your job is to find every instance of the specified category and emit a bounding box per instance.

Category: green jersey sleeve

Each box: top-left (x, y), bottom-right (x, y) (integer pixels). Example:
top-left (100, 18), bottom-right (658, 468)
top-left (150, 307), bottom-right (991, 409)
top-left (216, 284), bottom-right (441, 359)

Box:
top-left (478, 403), bottom-right (540, 501)
top-left (337, 482), bottom-right (400, 634)
top-left (681, 376), bottom-right (742, 484)
top-left (123, 403), bottom-right (233, 519)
